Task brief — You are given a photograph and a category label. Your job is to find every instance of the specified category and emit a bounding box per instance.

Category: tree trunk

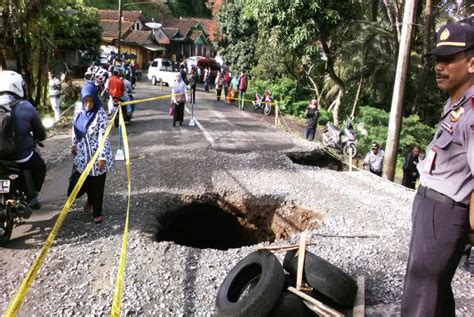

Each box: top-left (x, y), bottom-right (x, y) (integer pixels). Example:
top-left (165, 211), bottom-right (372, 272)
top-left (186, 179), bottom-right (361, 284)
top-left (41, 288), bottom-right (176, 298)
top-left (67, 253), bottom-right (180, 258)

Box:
top-left (411, 0), bottom-right (432, 113)
top-left (320, 38), bottom-right (345, 126)
top-left (351, 72), bottom-right (364, 119)
top-left (383, 0), bottom-right (418, 181)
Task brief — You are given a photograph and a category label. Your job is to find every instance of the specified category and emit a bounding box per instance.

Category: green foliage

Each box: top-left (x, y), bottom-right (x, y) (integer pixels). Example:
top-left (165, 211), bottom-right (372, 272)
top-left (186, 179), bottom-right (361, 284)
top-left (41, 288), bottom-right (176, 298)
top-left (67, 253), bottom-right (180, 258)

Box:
top-left (318, 108), bottom-right (332, 126)
top-left (168, 0), bottom-right (211, 18)
top-left (354, 106), bottom-right (434, 161)
top-left (217, 0), bottom-right (258, 73)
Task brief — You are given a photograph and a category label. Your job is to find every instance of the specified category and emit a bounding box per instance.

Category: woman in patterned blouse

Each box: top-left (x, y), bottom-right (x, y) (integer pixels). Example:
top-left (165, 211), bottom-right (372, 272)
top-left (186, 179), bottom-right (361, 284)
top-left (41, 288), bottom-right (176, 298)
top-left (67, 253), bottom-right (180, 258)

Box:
top-left (71, 82), bottom-right (114, 224)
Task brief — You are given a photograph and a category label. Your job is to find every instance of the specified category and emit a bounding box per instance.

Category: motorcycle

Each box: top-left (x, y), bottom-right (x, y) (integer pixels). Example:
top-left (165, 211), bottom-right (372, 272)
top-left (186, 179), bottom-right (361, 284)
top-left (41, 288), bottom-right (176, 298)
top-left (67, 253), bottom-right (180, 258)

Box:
top-left (252, 93), bottom-right (272, 116)
top-left (322, 122), bottom-right (357, 157)
top-left (0, 162), bottom-right (35, 246)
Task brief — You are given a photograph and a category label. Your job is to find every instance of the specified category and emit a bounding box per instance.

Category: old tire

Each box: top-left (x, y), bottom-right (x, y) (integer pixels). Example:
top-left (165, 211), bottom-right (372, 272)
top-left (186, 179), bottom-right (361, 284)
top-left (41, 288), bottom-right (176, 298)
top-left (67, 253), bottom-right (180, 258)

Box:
top-left (0, 206), bottom-right (13, 246)
top-left (283, 250), bottom-right (357, 308)
top-left (215, 251), bottom-right (285, 317)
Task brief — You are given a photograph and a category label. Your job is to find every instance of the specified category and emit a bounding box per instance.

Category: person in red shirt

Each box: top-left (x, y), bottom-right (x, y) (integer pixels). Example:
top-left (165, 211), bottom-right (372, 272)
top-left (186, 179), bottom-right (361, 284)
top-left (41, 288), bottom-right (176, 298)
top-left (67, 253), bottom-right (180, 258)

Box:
top-left (107, 69), bottom-right (125, 100)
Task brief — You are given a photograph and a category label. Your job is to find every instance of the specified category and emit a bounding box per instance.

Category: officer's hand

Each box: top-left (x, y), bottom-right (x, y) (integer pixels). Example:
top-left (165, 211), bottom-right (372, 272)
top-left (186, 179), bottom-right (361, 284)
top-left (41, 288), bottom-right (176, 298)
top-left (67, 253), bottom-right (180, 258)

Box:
top-left (71, 145), bottom-right (77, 156)
top-left (98, 160), bottom-right (105, 172)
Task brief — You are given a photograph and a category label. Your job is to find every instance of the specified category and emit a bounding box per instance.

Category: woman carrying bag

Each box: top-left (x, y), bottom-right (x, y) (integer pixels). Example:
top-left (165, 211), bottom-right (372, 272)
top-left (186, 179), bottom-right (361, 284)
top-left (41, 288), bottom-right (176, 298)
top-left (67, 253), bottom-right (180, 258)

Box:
top-left (70, 81), bottom-right (114, 224)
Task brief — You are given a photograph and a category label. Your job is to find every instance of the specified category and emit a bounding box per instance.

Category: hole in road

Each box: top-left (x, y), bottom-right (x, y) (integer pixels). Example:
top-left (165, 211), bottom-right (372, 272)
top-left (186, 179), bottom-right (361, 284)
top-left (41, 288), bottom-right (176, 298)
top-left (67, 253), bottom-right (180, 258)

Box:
top-left (287, 150), bottom-right (344, 171)
top-left (155, 194), bottom-right (323, 250)
top-left (156, 202), bottom-right (260, 250)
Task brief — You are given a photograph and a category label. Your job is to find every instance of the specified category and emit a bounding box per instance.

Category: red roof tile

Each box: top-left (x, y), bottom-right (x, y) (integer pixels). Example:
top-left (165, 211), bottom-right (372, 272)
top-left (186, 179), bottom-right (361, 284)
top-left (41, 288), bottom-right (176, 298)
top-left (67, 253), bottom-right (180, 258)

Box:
top-left (101, 20), bottom-right (134, 39)
top-left (123, 30), bottom-right (153, 45)
top-left (99, 10), bottom-right (147, 23)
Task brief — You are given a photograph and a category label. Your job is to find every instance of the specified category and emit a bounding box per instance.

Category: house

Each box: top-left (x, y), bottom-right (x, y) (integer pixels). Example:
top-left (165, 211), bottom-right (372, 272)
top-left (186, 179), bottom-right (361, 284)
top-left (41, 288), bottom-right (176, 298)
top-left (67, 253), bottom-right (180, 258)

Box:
top-left (161, 17), bottom-right (217, 62)
top-left (98, 10), bottom-right (218, 68)
top-left (98, 10), bottom-right (165, 69)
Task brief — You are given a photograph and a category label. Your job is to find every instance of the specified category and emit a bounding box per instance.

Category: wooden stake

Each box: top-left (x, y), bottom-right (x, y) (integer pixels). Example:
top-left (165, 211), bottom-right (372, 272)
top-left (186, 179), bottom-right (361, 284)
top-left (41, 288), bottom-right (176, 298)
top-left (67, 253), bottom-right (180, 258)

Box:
top-left (296, 231), bottom-right (307, 291)
top-left (288, 287), bottom-right (344, 317)
top-left (256, 243), bottom-right (318, 252)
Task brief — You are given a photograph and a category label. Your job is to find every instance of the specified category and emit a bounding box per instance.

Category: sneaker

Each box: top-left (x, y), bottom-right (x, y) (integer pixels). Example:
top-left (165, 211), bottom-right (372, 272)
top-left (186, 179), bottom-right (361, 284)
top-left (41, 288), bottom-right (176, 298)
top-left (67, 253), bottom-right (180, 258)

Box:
top-left (94, 216), bottom-right (103, 224)
top-left (84, 201), bottom-right (92, 213)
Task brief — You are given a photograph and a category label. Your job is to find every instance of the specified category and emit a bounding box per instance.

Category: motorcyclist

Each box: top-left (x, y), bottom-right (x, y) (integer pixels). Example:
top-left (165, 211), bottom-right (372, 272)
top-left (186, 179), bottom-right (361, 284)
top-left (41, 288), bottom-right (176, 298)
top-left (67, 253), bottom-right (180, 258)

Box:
top-left (0, 71), bottom-right (47, 209)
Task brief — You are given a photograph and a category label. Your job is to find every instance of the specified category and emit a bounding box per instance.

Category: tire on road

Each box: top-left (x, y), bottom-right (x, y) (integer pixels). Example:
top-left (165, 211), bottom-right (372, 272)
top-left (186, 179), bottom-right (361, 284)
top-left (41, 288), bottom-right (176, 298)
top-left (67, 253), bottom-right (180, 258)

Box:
top-left (215, 251), bottom-right (285, 317)
top-left (152, 76), bottom-right (157, 86)
top-left (0, 206), bottom-right (13, 246)
top-left (283, 250), bottom-right (358, 308)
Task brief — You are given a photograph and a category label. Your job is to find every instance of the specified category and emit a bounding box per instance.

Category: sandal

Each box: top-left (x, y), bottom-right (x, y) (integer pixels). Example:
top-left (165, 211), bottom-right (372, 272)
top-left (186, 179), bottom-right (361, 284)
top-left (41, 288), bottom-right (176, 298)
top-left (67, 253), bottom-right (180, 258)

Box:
top-left (94, 216), bottom-right (103, 224)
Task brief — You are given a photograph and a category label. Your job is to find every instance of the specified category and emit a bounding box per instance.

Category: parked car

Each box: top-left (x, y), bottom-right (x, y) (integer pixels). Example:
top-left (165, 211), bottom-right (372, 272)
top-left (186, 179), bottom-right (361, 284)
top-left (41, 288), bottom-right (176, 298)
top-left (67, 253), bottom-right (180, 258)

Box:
top-left (147, 58), bottom-right (180, 86)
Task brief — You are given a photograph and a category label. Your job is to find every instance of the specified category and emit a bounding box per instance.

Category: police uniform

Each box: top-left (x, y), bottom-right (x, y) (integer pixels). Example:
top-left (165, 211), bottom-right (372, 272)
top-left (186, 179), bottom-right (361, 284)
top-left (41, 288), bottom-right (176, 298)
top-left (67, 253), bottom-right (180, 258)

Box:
top-left (401, 23), bottom-right (474, 317)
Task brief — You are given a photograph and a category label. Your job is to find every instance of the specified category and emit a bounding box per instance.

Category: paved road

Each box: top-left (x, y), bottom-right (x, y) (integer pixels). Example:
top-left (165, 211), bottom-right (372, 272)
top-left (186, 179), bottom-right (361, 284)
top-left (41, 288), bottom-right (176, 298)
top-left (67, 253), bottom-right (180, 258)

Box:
top-left (3, 78), bottom-right (300, 248)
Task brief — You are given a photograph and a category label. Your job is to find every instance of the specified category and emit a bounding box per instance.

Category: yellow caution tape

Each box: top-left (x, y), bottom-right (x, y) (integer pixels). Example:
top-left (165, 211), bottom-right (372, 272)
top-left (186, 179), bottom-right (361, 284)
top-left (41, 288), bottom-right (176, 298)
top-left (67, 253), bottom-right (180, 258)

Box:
top-left (3, 109), bottom-right (118, 317)
top-left (110, 106), bottom-right (132, 317)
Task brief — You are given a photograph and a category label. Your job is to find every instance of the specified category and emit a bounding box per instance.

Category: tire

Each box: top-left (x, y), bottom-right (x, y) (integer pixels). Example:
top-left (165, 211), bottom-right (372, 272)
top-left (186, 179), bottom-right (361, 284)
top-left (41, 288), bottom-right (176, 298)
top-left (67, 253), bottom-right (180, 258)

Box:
top-left (343, 143), bottom-right (357, 157)
top-left (152, 76), bottom-right (157, 86)
top-left (0, 206), bottom-right (13, 246)
top-left (283, 250), bottom-right (357, 308)
top-left (269, 292), bottom-right (316, 317)
top-left (215, 251), bottom-right (285, 317)
top-left (263, 105), bottom-right (271, 116)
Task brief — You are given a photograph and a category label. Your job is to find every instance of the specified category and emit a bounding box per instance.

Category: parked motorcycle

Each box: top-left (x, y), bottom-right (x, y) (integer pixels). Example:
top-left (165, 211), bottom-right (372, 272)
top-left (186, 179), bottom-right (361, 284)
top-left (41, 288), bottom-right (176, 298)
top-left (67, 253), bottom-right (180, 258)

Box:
top-left (322, 122), bottom-right (357, 157)
top-left (0, 162), bottom-right (34, 246)
top-left (252, 92), bottom-right (272, 116)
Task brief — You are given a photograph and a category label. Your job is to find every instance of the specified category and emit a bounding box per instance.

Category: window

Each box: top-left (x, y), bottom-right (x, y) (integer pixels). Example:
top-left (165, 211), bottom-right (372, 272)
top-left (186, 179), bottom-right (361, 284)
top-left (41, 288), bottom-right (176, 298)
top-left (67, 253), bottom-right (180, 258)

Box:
top-left (151, 61), bottom-right (158, 67)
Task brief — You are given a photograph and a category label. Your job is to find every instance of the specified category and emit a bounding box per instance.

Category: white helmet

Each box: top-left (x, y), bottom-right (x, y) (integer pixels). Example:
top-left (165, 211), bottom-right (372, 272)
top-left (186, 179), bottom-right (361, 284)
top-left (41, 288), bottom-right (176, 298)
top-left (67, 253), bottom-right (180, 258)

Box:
top-left (0, 70), bottom-right (24, 98)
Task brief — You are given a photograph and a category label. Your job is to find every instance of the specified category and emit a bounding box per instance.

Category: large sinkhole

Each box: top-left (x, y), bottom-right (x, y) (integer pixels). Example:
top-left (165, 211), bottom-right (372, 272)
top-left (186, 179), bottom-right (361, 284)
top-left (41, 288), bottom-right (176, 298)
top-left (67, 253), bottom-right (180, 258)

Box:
top-left (156, 202), bottom-right (260, 250)
top-left (287, 150), bottom-right (344, 171)
top-left (155, 194), bottom-right (323, 250)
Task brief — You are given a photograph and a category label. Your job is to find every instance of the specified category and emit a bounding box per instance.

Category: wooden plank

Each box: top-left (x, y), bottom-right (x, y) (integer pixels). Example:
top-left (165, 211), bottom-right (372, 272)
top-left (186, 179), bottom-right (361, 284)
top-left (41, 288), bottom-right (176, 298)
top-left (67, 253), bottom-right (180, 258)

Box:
top-left (288, 287), bottom-right (344, 317)
top-left (296, 230), bottom-right (307, 290)
top-left (352, 275), bottom-right (365, 317)
top-left (256, 243), bottom-right (318, 252)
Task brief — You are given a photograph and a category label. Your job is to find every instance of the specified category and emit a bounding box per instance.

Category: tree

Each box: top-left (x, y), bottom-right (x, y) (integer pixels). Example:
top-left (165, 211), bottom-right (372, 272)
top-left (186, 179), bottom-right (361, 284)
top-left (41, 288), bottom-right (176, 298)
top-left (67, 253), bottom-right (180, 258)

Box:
top-left (2, 0), bottom-right (101, 106)
top-left (244, 0), bottom-right (362, 125)
top-left (216, 0), bottom-right (258, 73)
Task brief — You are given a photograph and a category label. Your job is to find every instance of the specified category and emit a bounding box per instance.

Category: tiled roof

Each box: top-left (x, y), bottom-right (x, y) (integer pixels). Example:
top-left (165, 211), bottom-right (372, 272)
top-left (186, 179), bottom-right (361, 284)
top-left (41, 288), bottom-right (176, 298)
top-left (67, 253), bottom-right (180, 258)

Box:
top-left (161, 17), bottom-right (217, 42)
top-left (162, 27), bottom-right (184, 39)
top-left (99, 10), bottom-right (147, 22)
top-left (101, 20), bottom-right (134, 39)
top-left (188, 30), bottom-right (207, 43)
top-left (122, 30), bottom-right (152, 45)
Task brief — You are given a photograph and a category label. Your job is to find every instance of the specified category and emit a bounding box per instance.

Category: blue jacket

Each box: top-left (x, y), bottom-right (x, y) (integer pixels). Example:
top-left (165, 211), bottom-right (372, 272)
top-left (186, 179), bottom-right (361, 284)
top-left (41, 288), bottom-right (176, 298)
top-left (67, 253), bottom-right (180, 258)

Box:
top-left (0, 95), bottom-right (47, 161)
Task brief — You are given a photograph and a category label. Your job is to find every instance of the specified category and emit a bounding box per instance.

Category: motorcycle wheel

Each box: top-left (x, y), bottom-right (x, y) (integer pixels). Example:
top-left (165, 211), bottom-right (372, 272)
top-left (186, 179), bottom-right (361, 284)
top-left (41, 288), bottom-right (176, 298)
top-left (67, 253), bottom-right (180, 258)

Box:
top-left (343, 143), bottom-right (357, 158)
top-left (0, 206), bottom-right (13, 246)
top-left (264, 105), bottom-right (271, 116)
top-left (322, 133), bottom-right (330, 147)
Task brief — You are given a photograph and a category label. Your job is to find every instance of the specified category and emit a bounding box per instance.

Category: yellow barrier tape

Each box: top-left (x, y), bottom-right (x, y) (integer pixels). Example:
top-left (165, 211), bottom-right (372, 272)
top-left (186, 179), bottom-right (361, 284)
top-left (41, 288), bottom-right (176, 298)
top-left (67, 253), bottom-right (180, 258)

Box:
top-left (4, 109), bottom-right (118, 317)
top-left (110, 106), bottom-right (132, 317)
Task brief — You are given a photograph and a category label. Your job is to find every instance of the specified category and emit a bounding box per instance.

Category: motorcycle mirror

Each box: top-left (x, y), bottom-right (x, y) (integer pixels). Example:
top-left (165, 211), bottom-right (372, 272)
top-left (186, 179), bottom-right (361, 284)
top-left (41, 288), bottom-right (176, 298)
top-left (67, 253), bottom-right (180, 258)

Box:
top-left (42, 116), bottom-right (55, 129)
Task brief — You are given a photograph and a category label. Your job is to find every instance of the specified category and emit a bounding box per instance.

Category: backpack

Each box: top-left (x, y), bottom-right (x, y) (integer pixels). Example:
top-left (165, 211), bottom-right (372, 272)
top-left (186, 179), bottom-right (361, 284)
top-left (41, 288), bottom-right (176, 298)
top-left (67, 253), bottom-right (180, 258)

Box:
top-left (0, 101), bottom-right (18, 161)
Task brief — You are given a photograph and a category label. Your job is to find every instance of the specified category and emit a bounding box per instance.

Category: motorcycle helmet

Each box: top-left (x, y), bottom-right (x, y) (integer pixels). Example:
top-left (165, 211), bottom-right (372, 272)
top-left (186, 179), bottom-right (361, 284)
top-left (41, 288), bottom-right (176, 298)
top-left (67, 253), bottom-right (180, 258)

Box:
top-left (0, 70), bottom-right (24, 98)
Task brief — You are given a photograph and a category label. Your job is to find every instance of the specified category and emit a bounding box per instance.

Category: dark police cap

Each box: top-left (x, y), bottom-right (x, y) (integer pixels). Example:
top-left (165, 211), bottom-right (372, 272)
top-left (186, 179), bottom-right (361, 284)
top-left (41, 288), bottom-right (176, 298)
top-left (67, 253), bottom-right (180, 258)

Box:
top-left (427, 23), bottom-right (474, 56)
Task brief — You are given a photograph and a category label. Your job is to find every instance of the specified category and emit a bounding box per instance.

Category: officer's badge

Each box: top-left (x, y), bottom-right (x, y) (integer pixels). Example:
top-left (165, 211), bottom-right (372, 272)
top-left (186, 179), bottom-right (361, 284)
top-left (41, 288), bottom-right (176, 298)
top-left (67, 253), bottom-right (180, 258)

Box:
top-left (440, 28), bottom-right (450, 41)
top-left (449, 106), bottom-right (464, 122)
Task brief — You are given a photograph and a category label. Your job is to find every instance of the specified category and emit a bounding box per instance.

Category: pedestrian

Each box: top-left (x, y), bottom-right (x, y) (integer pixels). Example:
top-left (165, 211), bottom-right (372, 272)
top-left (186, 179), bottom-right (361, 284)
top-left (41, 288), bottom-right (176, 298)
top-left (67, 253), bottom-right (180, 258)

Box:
top-left (71, 82), bottom-right (113, 224)
top-left (401, 145), bottom-right (420, 189)
top-left (189, 65), bottom-right (198, 105)
top-left (215, 71), bottom-right (223, 101)
top-left (180, 64), bottom-right (188, 85)
top-left (197, 65), bottom-right (202, 83)
top-left (401, 23), bottom-right (474, 316)
top-left (363, 142), bottom-right (384, 176)
top-left (231, 75), bottom-right (239, 105)
top-left (223, 69), bottom-right (231, 103)
top-left (48, 71), bottom-right (65, 122)
top-left (171, 73), bottom-right (186, 127)
top-left (304, 99), bottom-right (320, 141)
top-left (238, 71), bottom-right (248, 110)
top-left (203, 66), bottom-right (210, 93)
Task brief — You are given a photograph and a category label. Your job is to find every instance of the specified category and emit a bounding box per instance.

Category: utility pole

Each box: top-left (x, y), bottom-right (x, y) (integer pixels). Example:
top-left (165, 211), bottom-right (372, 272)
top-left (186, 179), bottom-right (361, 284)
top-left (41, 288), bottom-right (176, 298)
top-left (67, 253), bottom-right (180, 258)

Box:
top-left (118, 0), bottom-right (123, 55)
top-left (382, 0), bottom-right (418, 181)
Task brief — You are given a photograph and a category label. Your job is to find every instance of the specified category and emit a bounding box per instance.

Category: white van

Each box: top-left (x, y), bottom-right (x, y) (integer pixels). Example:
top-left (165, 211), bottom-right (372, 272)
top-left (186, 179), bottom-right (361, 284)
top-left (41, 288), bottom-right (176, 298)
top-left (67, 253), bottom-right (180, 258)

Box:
top-left (147, 58), bottom-right (180, 86)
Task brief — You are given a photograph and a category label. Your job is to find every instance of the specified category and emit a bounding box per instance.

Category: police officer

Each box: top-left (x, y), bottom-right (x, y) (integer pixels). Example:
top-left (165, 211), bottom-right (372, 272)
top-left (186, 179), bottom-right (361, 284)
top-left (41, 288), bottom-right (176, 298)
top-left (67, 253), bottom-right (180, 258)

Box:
top-left (363, 142), bottom-right (384, 176)
top-left (401, 23), bottom-right (474, 316)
